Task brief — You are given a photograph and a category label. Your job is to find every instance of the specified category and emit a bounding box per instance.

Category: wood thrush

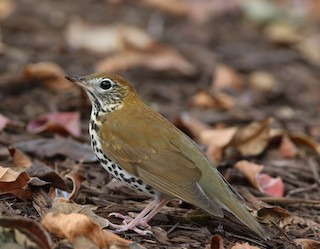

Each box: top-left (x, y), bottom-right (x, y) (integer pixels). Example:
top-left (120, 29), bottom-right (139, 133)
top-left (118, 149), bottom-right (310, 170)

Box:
top-left (66, 73), bottom-right (267, 238)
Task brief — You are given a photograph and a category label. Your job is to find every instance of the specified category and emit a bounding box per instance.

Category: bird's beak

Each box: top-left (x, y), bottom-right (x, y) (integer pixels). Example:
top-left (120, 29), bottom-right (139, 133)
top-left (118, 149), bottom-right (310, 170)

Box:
top-left (65, 75), bottom-right (82, 83)
top-left (65, 75), bottom-right (89, 89)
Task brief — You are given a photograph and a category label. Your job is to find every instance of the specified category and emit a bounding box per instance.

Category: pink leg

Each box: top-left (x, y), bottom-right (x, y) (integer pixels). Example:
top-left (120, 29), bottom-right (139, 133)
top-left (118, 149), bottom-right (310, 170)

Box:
top-left (108, 198), bottom-right (169, 235)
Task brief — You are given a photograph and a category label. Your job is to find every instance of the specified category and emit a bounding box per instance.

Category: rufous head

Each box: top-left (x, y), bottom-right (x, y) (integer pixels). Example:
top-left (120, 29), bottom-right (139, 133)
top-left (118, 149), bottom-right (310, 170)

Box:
top-left (65, 73), bottom-right (138, 113)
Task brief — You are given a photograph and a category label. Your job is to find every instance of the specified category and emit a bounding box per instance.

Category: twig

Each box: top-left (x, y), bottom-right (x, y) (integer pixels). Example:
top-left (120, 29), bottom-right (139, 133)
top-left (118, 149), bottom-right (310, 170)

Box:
top-left (259, 196), bottom-right (320, 205)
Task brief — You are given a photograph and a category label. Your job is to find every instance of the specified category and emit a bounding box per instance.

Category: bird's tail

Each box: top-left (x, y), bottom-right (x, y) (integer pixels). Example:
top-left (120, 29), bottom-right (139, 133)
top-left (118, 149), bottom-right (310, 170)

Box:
top-left (199, 167), bottom-right (268, 239)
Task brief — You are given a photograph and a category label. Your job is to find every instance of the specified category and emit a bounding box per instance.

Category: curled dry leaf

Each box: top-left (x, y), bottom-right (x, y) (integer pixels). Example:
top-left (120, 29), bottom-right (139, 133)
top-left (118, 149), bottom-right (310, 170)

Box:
top-left (212, 64), bottom-right (243, 91)
top-left (0, 216), bottom-right (52, 249)
top-left (0, 113), bottom-right (9, 131)
top-left (227, 118), bottom-right (272, 156)
top-left (0, 165), bottom-right (31, 201)
top-left (41, 212), bottom-right (145, 249)
top-left (231, 242), bottom-right (260, 249)
top-left (27, 112), bottom-right (81, 137)
top-left (234, 160), bottom-right (263, 190)
top-left (188, 90), bottom-right (218, 109)
top-left (294, 238), bottom-right (320, 249)
top-left (26, 160), bottom-right (67, 190)
top-left (289, 132), bottom-right (320, 155)
top-left (208, 234), bottom-right (224, 249)
top-left (234, 160), bottom-right (284, 197)
top-left (200, 127), bottom-right (237, 148)
top-left (65, 171), bottom-right (86, 200)
top-left (14, 137), bottom-right (96, 162)
top-left (256, 173), bottom-right (284, 197)
top-left (50, 198), bottom-right (109, 228)
top-left (66, 19), bottom-right (153, 53)
top-left (279, 134), bottom-right (298, 159)
top-left (8, 146), bottom-right (32, 168)
top-left (95, 45), bottom-right (196, 76)
top-left (23, 61), bottom-right (73, 91)
top-left (258, 206), bottom-right (291, 228)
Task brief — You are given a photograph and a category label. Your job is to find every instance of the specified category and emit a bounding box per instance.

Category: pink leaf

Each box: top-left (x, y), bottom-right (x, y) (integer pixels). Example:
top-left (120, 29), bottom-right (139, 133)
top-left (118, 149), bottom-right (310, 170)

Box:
top-left (27, 112), bottom-right (81, 137)
top-left (256, 173), bottom-right (284, 197)
top-left (0, 114), bottom-right (9, 131)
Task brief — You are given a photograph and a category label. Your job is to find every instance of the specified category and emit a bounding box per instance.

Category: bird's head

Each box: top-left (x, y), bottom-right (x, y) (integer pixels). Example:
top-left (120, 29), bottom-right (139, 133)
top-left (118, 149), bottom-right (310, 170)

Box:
top-left (66, 73), bottom-right (138, 113)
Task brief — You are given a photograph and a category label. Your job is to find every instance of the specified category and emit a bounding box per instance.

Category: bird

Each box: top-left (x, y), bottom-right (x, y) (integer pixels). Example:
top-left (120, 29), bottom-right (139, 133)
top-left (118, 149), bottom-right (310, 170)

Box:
top-left (65, 73), bottom-right (267, 238)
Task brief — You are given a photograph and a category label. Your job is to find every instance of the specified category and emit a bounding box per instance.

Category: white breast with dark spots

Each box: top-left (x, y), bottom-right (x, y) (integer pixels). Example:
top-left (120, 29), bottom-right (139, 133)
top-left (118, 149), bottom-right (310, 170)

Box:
top-left (89, 120), bottom-right (158, 198)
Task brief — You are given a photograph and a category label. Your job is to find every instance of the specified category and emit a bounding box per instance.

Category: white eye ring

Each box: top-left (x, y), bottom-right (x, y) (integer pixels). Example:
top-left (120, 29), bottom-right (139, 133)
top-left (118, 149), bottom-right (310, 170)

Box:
top-left (100, 79), bottom-right (113, 90)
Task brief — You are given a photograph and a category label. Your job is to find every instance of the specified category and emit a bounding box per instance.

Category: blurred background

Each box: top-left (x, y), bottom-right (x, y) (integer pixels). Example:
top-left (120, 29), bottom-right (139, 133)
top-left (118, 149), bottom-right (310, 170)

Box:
top-left (1, 0), bottom-right (320, 248)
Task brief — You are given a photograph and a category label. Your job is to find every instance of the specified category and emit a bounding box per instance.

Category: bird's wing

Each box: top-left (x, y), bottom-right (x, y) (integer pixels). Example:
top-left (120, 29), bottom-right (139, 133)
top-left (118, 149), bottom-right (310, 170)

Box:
top-left (97, 105), bottom-right (224, 216)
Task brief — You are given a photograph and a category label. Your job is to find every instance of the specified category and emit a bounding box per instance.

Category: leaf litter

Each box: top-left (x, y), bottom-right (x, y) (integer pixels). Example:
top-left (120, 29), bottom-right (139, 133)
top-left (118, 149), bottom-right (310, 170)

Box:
top-left (0, 0), bottom-right (320, 248)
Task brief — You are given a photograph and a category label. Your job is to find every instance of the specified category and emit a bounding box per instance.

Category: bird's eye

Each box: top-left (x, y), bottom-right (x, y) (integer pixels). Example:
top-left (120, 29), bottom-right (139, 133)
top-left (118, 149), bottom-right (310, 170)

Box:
top-left (100, 79), bottom-right (113, 90)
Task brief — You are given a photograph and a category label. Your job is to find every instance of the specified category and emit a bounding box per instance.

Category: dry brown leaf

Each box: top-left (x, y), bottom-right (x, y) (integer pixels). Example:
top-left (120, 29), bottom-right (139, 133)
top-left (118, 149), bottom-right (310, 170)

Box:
top-left (208, 234), bottom-right (224, 249)
top-left (297, 34), bottom-right (320, 67)
top-left (41, 212), bottom-right (145, 249)
top-left (65, 172), bottom-right (86, 200)
top-left (0, 166), bottom-right (31, 201)
top-left (0, 216), bottom-right (52, 249)
top-left (248, 71), bottom-right (276, 92)
top-left (213, 91), bottom-right (235, 110)
top-left (234, 160), bottom-right (263, 190)
top-left (8, 147), bottom-right (32, 168)
top-left (227, 118), bottom-right (272, 156)
top-left (279, 134), bottom-right (298, 159)
top-left (289, 132), bottom-right (320, 155)
top-left (66, 20), bottom-right (153, 53)
top-left (205, 144), bottom-right (223, 164)
top-left (212, 65), bottom-right (243, 91)
top-left (0, 0), bottom-right (16, 20)
top-left (258, 206), bottom-right (291, 228)
top-left (27, 112), bottom-right (81, 137)
top-left (264, 22), bottom-right (302, 45)
top-left (50, 198), bottom-right (109, 228)
top-left (23, 61), bottom-right (73, 91)
top-left (200, 127), bottom-right (237, 148)
top-left (14, 137), bottom-right (96, 162)
top-left (95, 45), bottom-right (195, 76)
top-left (174, 113), bottom-right (210, 138)
top-left (294, 238), bottom-right (320, 249)
top-left (231, 242), bottom-right (260, 249)
top-left (188, 90), bottom-right (218, 109)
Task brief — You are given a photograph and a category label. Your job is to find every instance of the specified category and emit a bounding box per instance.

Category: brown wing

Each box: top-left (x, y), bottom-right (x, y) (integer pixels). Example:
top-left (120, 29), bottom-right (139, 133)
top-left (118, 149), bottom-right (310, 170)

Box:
top-left (97, 104), bottom-right (224, 216)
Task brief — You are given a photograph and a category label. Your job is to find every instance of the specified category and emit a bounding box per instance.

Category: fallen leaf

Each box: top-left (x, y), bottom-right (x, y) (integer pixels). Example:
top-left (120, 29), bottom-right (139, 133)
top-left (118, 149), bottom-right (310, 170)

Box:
top-left (26, 160), bottom-right (67, 190)
top-left (278, 134), bottom-right (298, 159)
top-left (188, 90), bottom-right (218, 109)
top-left (248, 71), bottom-right (277, 92)
top-left (14, 137), bottom-right (96, 162)
top-left (294, 238), bottom-right (320, 249)
top-left (297, 34), bottom-right (320, 67)
top-left (264, 22), bottom-right (302, 45)
top-left (234, 160), bottom-right (263, 190)
top-left (199, 127), bottom-right (237, 148)
top-left (173, 113), bottom-right (210, 138)
top-left (50, 198), bottom-right (109, 228)
top-left (290, 132), bottom-right (320, 155)
top-left (41, 212), bottom-right (145, 249)
top-left (95, 44), bottom-right (196, 76)
top-left (27, 112), bottom-right (81, 137)
top-left (66, 19), bottom-right (153, 53)
top-left (0, 216), bottom-right (52, 249)
top-left (139, 0), bottom-right (189, 16)
top-left (0, 165), bottom-right (31, 201)
top-left (227, 118), bottom-right (272, 156)
top-left (256, 173), bottom-right (284, 197)
top-left (0, 113), bottom-right (9, 131)
top-left (205, 143), bottom-right (223, 164)
top-left (65, 171), bottom-right (86, 200)
top-left (231, 242), bottom-right (260, 249)
top-left (23, 61), bottom-right (73, 91)
top-left (212, 65), bottom-right (243, 91)
top-left (258, 206), bottom-right (291, 228)
top-left (8, 147), bottom-right (32, 168)
top-left (0, 0), bottom-right (16, 20)
top-left (209, 234), bottom-right (224, 249)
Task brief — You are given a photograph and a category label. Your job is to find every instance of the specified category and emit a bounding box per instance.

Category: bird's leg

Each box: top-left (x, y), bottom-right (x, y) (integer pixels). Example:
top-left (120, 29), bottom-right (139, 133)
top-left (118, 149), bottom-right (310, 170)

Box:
top-left (108, 198), bottom-right (169, 235)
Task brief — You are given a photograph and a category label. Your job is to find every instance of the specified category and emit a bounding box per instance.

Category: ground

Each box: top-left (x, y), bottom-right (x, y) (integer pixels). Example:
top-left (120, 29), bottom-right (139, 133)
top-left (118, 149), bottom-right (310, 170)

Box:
top-left (0, 0), bottom-right (320, 248)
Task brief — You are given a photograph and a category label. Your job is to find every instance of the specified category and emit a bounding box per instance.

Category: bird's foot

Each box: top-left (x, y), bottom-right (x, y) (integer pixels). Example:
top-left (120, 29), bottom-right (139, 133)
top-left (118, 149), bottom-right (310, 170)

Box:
top-left (108, 212), bottom-right (151, 235)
